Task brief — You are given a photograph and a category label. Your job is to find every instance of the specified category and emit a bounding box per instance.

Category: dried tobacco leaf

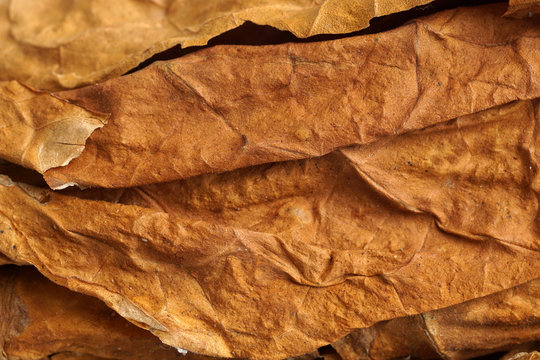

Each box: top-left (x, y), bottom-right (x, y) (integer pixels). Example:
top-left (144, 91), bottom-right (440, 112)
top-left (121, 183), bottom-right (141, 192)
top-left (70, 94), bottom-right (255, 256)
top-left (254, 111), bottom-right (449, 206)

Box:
top-left (0, 253), bottom-right (13, 265)
top-left (43, 4), bottom-right (540, 189)
top-left (503, 346), bottom-right (540, 360)
top-left (39, 355), bottom-right (107, 360)
top-left (0, 266), bottom-right (192, 360)
top-left (0, 0), bottom-right (435, 91)
top-left (505, 0), bottom-right (540, 17)
top-left (332, 279), bottom-right (540, 360)
top-left (506, 352), bottom-right (540, 360)
top-left (340, 99), bottom-right (540, 252)
top-left (0, 267), bottom-right (331, 360)
top-left (0, 81), bottom-right (106, 176)
top-left (1, 99), bottom-right (539, 359)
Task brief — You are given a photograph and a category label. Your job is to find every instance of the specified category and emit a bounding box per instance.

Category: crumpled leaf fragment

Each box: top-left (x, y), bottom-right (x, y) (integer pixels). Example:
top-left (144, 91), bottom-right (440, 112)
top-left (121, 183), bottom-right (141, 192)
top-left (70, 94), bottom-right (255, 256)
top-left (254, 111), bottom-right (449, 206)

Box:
top-left (43, 4), bottom-right (540, 189)
top-left (503, 346), bottom-right (540, 360)
top-left (507, 352), bottom-right (540, 360)
top-left (1, 99), bottom-right (540, 358)
top-left (0, 0), bottom-right (435, 91)
top-left (0, 266), bottom-right (194, 360)
top-left (0, 81), bottom-right (106, 175)
top-left (332, 279), bottom-right (540, 360)
top-left (505, 0), bottom-right (540, 17)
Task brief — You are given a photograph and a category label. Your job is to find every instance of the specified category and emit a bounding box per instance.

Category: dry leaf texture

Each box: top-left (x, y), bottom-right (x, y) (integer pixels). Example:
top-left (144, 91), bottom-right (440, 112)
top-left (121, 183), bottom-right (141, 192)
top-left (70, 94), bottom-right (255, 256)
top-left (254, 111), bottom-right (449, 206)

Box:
top-left (507, 352), bottom-right (540, 360)
top-left (1, 99), bottom-right (539, 358)
top-left (333, 279), bottom-right (540, 360)
top-left (0, 266), bottom-right (195, 360)
top-left (0, 0), bottom-right (433, 90)
top-left (43, 4), bottom-right (540, 189)
top-left (503, 345), bottom-right (540, 360)
top-left (0, 81), bottom-right (106, 175)
top-left (505, 0), bottom-right (540, 17)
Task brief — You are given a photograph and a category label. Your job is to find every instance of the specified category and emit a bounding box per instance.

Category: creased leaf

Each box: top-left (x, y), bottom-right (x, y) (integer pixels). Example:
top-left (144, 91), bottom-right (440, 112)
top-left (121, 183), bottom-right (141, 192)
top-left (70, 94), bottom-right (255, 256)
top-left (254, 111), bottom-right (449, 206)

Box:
top-left (0, 267), bottom-right (325, 360)
top-left (332, 279), bottom-right (540, 360)
top-left (505, 0), bottom-right (540, 17)
top-left (503, 346), bottom-right (540, 360)
top-left (0, 81), bottom-right (106, 175)
top-left (340, 99), bottom-right (540, 252)
top-left (0, 0), bottom-right (435, 91)
top-left (0, 266), bottom-right (198, 360)
top-left (1, 99), bottom-right (539, 358)
top-left (43, 4), bottom-right (540, 189)
top-left (506, 352), bottom-right (540, 360)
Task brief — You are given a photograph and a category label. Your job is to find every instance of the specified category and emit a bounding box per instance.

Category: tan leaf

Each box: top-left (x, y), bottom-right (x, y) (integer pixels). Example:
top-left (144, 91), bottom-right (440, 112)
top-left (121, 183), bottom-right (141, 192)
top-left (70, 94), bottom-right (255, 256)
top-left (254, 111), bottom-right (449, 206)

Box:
top-left (505, 0), bottom-right (540, 17)
top-left (332, 279), bottom-right (540, 360)
top-left (341, 100), bottom-right (540, 252)
top-left (0, 81), bottom-right (106, 175)
top-left (43, 4), bottom-right (540, 189)
top-left (0, 266), bottom-right (206, 360)
top-left (1, 99), bottom-right (539, 358)
top-left (0, 0), bottom-right (435, 91)
top-left (503, 346), bottom-right (540, 360)
top-left (506, 352), bottom-right (540, 360)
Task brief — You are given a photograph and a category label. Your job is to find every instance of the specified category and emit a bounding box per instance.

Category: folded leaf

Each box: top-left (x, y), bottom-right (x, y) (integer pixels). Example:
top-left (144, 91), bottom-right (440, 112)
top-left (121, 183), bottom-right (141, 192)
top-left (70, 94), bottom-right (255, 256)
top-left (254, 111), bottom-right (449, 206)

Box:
top-left (506, 352), bottom-right (540, 360)
top-left (43, 4), bottom-right (540, 189)
top-left (332, 279), bottom-right (540, 359)
top-left (0, 267), bottom-right (325, 360)
top-left (0, 81), bottom-right (106, 175)
top-left (503, 347), bottom-right (540, 360)
top-left (505, 0), bottom-right (540, 17)
top-left (341, 99), bottom-right (540, 252)
top-left (0, 0), bottom-right (434, 90)
top-left (1, 99), bottom-right (539, 358)
top-left (0, 266), bottom-right (196, 360)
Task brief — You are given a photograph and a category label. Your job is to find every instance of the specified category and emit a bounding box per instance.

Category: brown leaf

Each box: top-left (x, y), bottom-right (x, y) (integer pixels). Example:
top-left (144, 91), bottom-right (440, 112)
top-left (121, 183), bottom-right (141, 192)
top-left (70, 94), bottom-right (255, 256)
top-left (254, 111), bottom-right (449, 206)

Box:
top-left (0, 0), bottom-right (434, 91)
top-left (341, 99), bottom-right (540, 252)
top-left (0, 266), bottom-right (201, 360)
top-left (505, 0), bottom-right (540, 17)
top-left (503, 345), bottom-right (540, 360)
top-left (0, 254), bottom-right (12, 265)
top-left (505, 351), bottom-right (540, 360)
top-left (332, 279), bottom-right (540, 360)
top-left (1, 99), bottom-right (539, 358)
top-left (43, 4), bottom-right (540, 189)
top-left (0, 81), bottom-right (106, 175)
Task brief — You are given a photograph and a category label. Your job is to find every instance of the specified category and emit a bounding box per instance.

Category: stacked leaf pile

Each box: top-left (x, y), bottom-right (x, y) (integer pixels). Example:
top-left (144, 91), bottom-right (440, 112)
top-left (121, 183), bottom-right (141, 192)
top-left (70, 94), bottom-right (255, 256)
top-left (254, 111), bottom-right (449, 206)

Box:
top-left (0, 0), bottom-right (539, 359)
